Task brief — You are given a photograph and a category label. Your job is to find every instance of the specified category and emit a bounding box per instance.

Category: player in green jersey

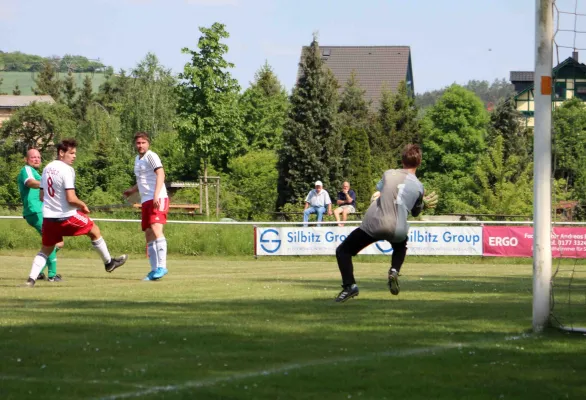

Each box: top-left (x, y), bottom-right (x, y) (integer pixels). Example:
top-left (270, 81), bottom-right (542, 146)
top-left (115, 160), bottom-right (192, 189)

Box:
top-left (17, 149), bottom-right (63, 281)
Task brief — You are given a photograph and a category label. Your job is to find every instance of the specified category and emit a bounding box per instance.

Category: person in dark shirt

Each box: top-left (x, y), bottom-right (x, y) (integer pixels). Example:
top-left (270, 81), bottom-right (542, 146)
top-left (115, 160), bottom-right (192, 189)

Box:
top-left (333, 181), bottom-right (356, 227)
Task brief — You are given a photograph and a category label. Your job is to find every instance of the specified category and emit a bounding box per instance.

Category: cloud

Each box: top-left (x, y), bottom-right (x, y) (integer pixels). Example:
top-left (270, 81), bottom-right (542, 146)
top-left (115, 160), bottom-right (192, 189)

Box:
top-left (185, 0), bottom-right (239, 6)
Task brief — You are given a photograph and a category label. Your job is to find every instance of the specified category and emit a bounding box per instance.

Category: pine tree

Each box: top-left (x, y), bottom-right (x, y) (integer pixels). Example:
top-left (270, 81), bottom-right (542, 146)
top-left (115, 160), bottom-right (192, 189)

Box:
top-left (12, 84), bottom-right (21, 95)
top-left (240, 61), bottom-right (289, 150)
top-left (338, 71), bottom-right (372, 209)
top-left (75, 75), bottom-right (93, 120)
top-left (488, 98), bottom-right (531, 163)
top-left (33, 60), bottom-right (61, 100)
top-left (0, 77), bottom-right (6, 95)
top-left (61, 70), bottom-right (77, 108)
top-left (276, 34), bottom-right (342, 207)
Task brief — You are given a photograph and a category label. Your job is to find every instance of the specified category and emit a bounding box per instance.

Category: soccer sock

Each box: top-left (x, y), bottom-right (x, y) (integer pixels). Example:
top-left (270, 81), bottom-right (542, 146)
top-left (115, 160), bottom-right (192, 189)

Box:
top-left (147, 240), bottom-right (158, 272)
top-left (155, 237), bottom-right (167, 269)
top-left (29, 253), bottom-right (48, 280)
top-left (92, 237), bottom-right (112, 264)
top-left (390, 239), bottom-right (408, 273)
top-left (46, 247), bottom-right (58, 278)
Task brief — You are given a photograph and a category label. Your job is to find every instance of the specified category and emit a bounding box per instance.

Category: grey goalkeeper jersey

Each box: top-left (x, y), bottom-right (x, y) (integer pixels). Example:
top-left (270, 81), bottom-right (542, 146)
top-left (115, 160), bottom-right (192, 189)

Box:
top-left (361, 169), bottom-right (424, 242)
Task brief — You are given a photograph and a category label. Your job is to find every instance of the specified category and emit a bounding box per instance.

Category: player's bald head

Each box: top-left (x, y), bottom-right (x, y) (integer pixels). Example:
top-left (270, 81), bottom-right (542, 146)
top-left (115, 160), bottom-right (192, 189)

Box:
top-left (26, 149), bottom-right (41, 167)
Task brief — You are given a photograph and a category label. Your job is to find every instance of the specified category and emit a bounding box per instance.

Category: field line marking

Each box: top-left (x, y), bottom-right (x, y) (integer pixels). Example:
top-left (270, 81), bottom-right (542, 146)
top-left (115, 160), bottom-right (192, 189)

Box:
top-left (0, 374), bottom-right (147, 389)
top-left (97, 342), bottom-right (465, 400)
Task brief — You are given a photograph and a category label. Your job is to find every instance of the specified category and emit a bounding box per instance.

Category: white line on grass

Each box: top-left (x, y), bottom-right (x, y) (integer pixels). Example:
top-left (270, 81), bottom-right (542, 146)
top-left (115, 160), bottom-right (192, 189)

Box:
top-left (97, 343), bottom-right (465, 400)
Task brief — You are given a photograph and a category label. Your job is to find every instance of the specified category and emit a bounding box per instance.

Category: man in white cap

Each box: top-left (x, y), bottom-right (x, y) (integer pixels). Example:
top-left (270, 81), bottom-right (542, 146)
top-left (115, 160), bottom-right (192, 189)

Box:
top-left (303, 180), bottom-right (332, 227)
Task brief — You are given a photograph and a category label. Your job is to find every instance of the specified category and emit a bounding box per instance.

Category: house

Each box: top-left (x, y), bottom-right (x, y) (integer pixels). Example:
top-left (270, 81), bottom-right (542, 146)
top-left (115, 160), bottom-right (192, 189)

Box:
top-left (511, 53), bottom-right (586, 127)
top-left (0, 95), bottom-right (56, 127)
top-left (298, 46), bottom-right (414, 108)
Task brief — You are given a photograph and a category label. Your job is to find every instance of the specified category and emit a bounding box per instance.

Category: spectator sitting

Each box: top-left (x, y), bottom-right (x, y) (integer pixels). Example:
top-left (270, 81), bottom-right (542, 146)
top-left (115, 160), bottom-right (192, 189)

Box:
top-left (303, 180), bottom-right (332, 227)
top-left (334, 181), bottom-right (356, 227)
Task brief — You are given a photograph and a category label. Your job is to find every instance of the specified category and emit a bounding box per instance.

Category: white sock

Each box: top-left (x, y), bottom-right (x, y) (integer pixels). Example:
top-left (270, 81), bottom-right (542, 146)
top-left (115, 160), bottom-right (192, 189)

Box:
top-left (155, 237), bottom-right (167, 269)
top-left (92, 237), bottom-right (112, 264)
top-left (29, 253), bottom-right (48, 280)
top-left (147, 241), bottom-right (158, 271)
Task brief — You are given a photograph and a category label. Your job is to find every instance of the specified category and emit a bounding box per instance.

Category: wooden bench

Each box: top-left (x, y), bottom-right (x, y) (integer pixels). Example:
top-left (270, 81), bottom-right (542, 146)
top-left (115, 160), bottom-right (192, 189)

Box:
top-left (269, 211), bottom-right (363, 222)
top-left (132, 203), bottom-right (200, 214)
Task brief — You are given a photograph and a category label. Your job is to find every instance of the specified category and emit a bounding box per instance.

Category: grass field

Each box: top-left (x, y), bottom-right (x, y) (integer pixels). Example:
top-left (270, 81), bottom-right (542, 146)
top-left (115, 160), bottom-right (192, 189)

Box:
top-left (0, 72), bottom-right (107, 95)
top-left (1, 253), bottom-right (586, 400)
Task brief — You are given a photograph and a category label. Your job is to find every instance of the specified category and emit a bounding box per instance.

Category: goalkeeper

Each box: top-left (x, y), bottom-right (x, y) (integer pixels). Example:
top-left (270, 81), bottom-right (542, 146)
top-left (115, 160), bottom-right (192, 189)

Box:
top-left (334, 144), bottom-right (438, 302)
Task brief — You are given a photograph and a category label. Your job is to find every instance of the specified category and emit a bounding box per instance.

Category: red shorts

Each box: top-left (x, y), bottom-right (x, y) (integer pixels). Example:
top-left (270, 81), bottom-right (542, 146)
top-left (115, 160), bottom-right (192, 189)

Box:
top-left (141, 198), bottom-right (169, 231)
top-left (42, 211), bottom-right (94, 246)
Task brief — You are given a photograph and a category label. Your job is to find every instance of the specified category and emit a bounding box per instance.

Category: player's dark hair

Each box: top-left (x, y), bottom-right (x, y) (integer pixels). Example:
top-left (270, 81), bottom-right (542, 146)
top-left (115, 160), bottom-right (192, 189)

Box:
top-left (134, 131), bottom-right (151, 143)
top-left (402, 144), bottom-right (422, 169)
top-left (57, 139), bottom-right (77, 156)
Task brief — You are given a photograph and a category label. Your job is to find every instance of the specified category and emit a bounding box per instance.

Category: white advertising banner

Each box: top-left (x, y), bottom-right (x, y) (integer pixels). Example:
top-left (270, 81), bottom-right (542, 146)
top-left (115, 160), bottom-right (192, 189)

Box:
top-left (255, 226), bottom-right (483, 256)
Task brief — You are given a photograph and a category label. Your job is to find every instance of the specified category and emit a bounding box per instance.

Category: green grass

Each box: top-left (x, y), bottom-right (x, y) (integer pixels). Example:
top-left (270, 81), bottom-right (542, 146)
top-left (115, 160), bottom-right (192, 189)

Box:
top-left (1, 253), bottom-right (585, 400)
top-left (0, 72), bottom-right (107, 95)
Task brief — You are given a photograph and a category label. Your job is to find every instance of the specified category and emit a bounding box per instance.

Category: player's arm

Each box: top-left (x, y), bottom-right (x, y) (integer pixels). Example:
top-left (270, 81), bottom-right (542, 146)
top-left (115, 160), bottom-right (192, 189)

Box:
top-left (66, 189), bottom-right (90, 213)
top-left (39, 188), bottom-right (44, 202)
top-left (25, 178), bottom-right (41, 189)
top-left (411, 193), bottom-right (425, 217)
top-left (153, 168), bottom-right (165, 208)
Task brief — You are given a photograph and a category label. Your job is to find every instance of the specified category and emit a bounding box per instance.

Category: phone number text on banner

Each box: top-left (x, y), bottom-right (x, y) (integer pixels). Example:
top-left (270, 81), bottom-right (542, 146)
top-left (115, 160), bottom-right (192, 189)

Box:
top-left (255, 226), bottom-right (482, 256)
top-left (483, 226), bottom-right (586, 258)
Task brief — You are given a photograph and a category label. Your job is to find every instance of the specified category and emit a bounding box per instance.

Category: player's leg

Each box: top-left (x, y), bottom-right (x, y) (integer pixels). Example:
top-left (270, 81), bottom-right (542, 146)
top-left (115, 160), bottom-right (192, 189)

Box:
top-left (25, 244), bottom-right (57, 287)
top-left (388, 238), bottom-right (408, 295)
top-left (334, 228), bottom-right (378, 302)
top-left (150, 223), bottom-right (168, 279)
top-left (86, 223), bottom-right (128, 272)
top-left (25, 213), bottom-right (53, 280)
top-left (341, 207), bottom-right (351, 226)
top-left (334, 207), bottom-right (343, 226)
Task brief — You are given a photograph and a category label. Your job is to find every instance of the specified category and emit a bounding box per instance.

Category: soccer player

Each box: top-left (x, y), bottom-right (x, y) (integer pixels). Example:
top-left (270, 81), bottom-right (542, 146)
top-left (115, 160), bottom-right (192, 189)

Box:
top-left (18, 149), bottom-right (64, 282)
top-left (334, 144), bottom-right (438, 302)
top-left (24, 139), bottom-right (128, 287)
top-left (123, 132), bottom-right (169, 281)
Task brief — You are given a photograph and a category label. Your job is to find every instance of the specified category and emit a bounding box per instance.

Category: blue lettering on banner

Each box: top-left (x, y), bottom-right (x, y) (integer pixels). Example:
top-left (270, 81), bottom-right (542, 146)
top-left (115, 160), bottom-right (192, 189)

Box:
top-left (260, 229), bottom-right (281, 253)
top-left (287, 231), bottom-right (322, 243)
top-left (325, 231), bottom-right (348, 242)
top-left (408, 230), bottom-right (439, 243)
top-left (442, 231), bottom-right (480, 245)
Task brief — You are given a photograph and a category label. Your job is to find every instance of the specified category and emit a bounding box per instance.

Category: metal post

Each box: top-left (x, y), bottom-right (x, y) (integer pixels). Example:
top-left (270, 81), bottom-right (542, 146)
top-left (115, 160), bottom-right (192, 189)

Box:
top-left (199, 178), bottom-right (203, 215)
top-left (216, 178), bottom-right (220, 218)
top-left (533, 0), bottom-right (553, 332)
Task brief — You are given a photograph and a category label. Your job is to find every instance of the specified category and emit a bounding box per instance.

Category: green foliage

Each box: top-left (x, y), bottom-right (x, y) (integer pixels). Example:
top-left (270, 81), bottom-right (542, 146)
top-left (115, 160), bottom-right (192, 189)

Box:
top-left (32, 60), bottom-right (61, 101)
top-left (61, 70), bottom-right (77, 108)
top-left (277, 34), bottom-right (343, 207)
top-left (0, 51), bottom-right (104, 72)
top-left (118, 53), bottom-right (177, 139)
top-left (472, 135), bottom-right (533, 216)
top-left (338, 71), bottom-right (372, 209)
top-left (176, 23), bottom-right (244, 175)
top-left (421, 85), bottom-right (488, 213)
top-left (12, 84), bottom-right (21, 95)
top-left (372, 81), bottom-right (420, 174)
top-left (417, 78), bottom-right (514, 110)
top-left (222, 150), bottom-right (278, 220)
top-left (75, 75), bottom-right (94, 120)
top-left (0, 153), bottom-right (25, 206)
top-left (0, 102), bottom-right (76, 153)
top-left (151, 131), bottom-right (191, 183)
top-left (240, 62), bottom-right (289, 150)
top-left (488, 98), bottom-right (531, 164)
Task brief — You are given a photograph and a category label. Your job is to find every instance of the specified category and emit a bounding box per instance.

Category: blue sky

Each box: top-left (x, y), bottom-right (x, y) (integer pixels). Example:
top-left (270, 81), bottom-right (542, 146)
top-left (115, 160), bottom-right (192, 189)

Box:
top-left (0, 0), bottom-right (578, 93)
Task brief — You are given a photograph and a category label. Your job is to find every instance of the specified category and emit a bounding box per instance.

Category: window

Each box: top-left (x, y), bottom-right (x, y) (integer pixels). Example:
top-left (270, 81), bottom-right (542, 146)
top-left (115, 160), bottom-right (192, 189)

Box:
top-left (575, 82), bottom-right (586, 100)
top-left (554, 81), bottom-right (566, 100)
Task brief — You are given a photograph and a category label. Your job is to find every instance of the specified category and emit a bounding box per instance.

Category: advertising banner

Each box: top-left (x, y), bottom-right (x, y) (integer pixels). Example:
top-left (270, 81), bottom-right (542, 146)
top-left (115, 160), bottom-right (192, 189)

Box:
top-left (255, 226), bottom-right (482, 256)
top-left (483, 226), bottom-right (586, 258)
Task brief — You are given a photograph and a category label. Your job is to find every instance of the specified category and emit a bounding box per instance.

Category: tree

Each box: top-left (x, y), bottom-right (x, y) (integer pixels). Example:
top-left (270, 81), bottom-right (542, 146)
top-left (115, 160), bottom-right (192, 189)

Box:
top-left (0, 77), bottom-right (6, 95)
top-left (239, 62), bottom-right (289, 150)
top-left (119, 53), bottom-right (176, 140)
top-left (176, 22), bottom-right (244, 217)
top-left (276, 34), bottom-right (343, 208)
top-left (222, 150), bottom-right (278, 220)
top-left (472, 134), bottom-right (533, 217)
top-left (33, 60), bottom-right (61, 101)
top-left (96, 67), bottom-right (131, 113)
top-left (0, 102), bottom-right (76, 153)
top-left (61, 70), bottom-right (77, 108)
top-left (338, 71), bottom-right (372, 209)
top-left (373, 80), bottom-right (420, 174)
top-left (12, 84), bottom-right (21, 96)
top-left (420, 85), bottom-right (488, 213)
top-left (75, 75), bottom-right (93, 120)
top-left (488, 98), bottom-right (531, 164)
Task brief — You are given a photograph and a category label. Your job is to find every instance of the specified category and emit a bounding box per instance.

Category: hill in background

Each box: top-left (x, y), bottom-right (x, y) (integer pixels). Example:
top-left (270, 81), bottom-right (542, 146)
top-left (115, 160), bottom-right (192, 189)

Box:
top-left (0, 71), bottom-right (107, 95)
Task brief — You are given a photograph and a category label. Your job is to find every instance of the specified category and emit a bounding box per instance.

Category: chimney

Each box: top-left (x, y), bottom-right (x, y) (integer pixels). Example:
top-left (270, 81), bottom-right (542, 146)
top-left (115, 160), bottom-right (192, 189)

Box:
top-left (573, 51), bottom-right (579, 62)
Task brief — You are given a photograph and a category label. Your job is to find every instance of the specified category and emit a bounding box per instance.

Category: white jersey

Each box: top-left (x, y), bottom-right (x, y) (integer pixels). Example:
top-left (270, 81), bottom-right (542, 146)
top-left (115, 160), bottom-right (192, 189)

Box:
top-left (134, 150), bottom-right (167, 203)
top-left (40, 160), bottom-right (78, 219)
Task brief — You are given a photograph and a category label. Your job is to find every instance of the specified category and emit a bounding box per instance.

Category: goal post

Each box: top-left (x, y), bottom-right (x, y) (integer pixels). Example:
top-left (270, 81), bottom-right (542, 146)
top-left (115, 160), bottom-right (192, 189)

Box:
top-left (533, 0), bottom-right (554, 332)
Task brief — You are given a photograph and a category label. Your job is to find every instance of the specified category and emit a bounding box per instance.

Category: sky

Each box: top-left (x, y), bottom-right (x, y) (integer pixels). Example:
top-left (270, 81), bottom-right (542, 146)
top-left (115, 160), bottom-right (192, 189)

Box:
top-left (1, 0), bottom-right (584, 94)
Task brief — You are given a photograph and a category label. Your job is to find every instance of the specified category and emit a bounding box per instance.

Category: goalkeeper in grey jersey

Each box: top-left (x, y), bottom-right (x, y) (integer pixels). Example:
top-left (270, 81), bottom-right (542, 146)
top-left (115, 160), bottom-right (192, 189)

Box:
top-left (334, 144), bottom-right (438, 302)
